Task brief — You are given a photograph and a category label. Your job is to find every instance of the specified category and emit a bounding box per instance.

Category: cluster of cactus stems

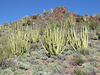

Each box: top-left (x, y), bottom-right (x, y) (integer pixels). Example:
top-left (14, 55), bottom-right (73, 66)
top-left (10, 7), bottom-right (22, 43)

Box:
top-left (8, 24), bottom-right (29, 55)
top-left (67, 25), bottom-right (88, 51)
top-left (8, 22), bottom-right (39, 55)
top-left (26, 25), bottom-right (39, 43)
top-left (41, 24), bottom-right (89, 56)
top-left (68, 15), bottom-right (76, 27)
top-left (43, 8), bottom-right (53, 14)
top-left (9, 32), bottom-right (27, 55)
top-left (40, 26), bottom-right (68, 56)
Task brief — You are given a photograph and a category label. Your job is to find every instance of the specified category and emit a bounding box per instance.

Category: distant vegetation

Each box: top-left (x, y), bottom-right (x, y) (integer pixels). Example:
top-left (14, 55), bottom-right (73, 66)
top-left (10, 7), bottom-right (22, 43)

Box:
top-left (94, 13), bottom-right (100, 17)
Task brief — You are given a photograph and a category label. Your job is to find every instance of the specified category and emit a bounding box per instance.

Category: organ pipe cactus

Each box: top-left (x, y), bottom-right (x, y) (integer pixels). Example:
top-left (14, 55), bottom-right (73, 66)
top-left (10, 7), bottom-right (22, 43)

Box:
top-left (30, 26), bottom-right (39, 42)
top-left (26, 25), bottom-right (39, 43)
top-left (68, 15), bottom-right (76, 27)
top-left (40, 26), bottom-right (68, 56)
top-left (80, 25), bottom-right (88, 48)
top-left (9, 30), bottom-right (29, 55)
top-left (68, 25), bottom-right (88, 51)
top-left (8, 23), bottom-right (29, 55)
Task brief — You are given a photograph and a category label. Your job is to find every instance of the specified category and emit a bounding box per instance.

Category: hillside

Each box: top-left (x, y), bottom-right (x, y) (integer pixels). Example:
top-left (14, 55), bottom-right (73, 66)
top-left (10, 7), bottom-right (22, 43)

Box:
top-left (0, 6), bottom-right (100, 75)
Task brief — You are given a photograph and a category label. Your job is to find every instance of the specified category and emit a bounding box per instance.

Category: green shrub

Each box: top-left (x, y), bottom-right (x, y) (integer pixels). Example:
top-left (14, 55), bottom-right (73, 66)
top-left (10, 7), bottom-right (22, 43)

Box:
top-left (14, 69), bottom-right (25, 75)
top-left (56, 53), bottom-right (64, 59)
top-left (78, 48), bottom-right (90, 55)
top-left (27, 18), bottom-right (33, 25)
top-left (32, 15), bottom-right (37, 19)
top-left (1, 67), bottom-right (13, 75)
top-left (63, 49), bottom-right (74, 55)
top-left (88, 19), bottom-right (99, 30)
top-left (74, 67), bottom-right (88, 75)
top-left (16, 61), bottom-right (30, 70)
top-left (82, 62), bottom-right (100, 74)
top-left (88, 56), bottom-right (98, 62)
top-left (72, 57), bottom-right (84, 65)
top-left (76, 17), bottom-right (82, 22)
top-left (0, 26), bottom-right (4, 33)
top-left (21, 17), bottom-right (33, 26)
top-left (0, 35), bottom-right (12, 67)
top-left (46, 17), bottom-right (57, 25)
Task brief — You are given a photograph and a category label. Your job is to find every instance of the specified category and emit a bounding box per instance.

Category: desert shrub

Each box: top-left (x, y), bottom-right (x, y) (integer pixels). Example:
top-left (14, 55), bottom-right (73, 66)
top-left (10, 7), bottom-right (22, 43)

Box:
top-left (0, 26), bottom-right (4, 33)
top-left (63, 49), bottom-right (74, 55)
top-left (29, 43), bottom-right (40, 50)
top-left (27, 18), bottom-right (33, 25)
top-left (88, 56), bottom-right (98, 62)
top-left (78, 48), bottom-right (90, 55)
top-left (49, 22), bottom-right (61, 29)
top-left (13, 69), bottom-right (25, 75)
top-left (1, 67), bottom-right (13, 75)
top-left (96, 28), bottom-right (100, 39)
top-left (47, 17), bottom-right (56, 24)
top-left (82, 62), bottom-right (100, 74)
top-left (46, 19), bottom-right (61, 29)
top-left (16, 61), bottom-right (30, 70)
top-left (74, 67), bottom-right (88, 75)
top-left (76, 17), bottom-right (82, 22)
top-left (88, 19), bottom-right (99, 30)
top-left (94, 13), bottom-right (100, 17)
top-left (0, 35), bottom-right (12, 67)
top-left (22, 17), bottom-right (33, 26)
top-left (72, 57), bottom-right (84, 65)
top-left (32, 15), bottom-right (37, 19)
top-left (0, 26), bottom-right (4, 37)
